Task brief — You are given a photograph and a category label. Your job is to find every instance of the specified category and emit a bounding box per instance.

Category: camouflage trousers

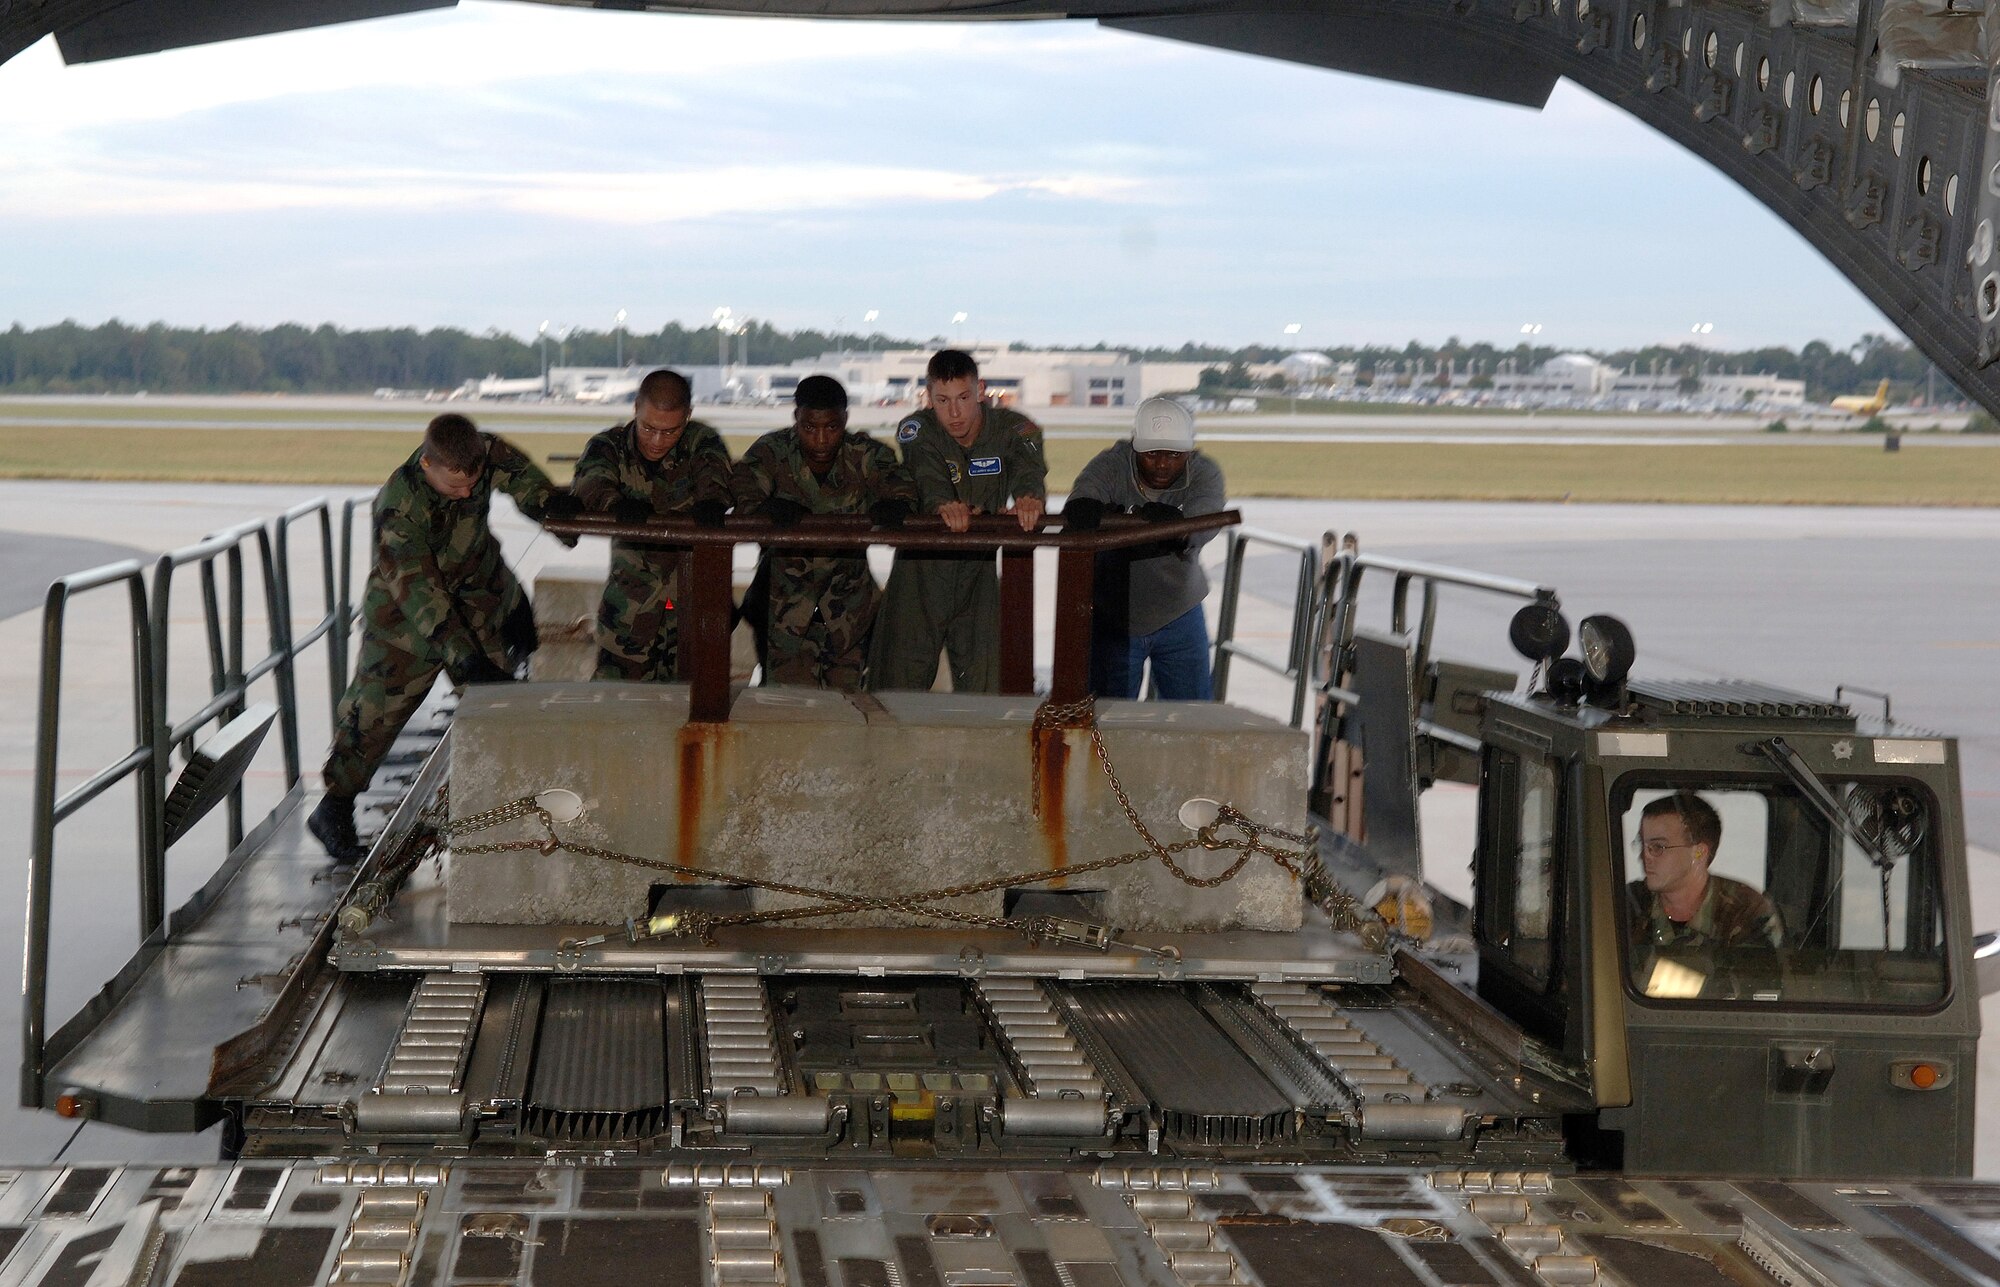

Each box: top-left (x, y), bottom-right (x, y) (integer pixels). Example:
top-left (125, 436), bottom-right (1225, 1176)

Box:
top-left (765, 622), bottom-right (867, 691)
top-left (763, 557), bottom-right (875, 692)
top-left (594, 559), bottom-right (682, 683)
top-left (324, 635), bottom-right (461, 798)
top-left (867, 552), bottom-right (999, 693)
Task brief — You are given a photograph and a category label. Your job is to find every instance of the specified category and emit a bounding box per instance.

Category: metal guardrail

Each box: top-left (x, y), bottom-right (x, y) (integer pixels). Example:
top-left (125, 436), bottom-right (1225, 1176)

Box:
top-left (275, 498), bottom-right (338, 778)
top-left (1211, 526), bottom-right (1320, 728)
top-left (150, 519), bottom-right (274, 902)
top-left (23, 560), bottom-right (154, 1108)
top-left (1324, 552), bottom-right (1557, 694)
top-left (1208, 538), bottom-right (1563, 799)
top-left (334, 495), bottom-right (375, 702)
top-left (23, 495), bottom-right (367, 1109)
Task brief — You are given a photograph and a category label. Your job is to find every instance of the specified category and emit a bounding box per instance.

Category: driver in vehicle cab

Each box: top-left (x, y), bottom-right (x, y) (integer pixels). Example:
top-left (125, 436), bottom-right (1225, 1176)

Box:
top-left (1628, 792), bottom-right (1785, 952)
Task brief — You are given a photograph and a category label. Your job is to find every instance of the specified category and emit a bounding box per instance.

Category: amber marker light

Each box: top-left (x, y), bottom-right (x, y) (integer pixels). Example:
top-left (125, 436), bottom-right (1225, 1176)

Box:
top-left (1891, 1058), bottom-right (1952, 1090)
top-left (54, 1093), bottom-right (82, 1118)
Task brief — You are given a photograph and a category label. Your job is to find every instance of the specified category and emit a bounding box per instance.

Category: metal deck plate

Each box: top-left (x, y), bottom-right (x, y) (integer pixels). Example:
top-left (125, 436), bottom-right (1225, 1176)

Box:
top-left (0, 1162), bottom-right (1996, 1287)
top-left (335, 862), bottom-right (1396, 983)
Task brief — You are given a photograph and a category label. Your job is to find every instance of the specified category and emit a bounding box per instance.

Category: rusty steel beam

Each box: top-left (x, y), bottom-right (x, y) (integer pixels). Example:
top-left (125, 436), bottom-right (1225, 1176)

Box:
top-left (999, 548), bottom-right (1035, 695)
top-left (683, 542), bottom-right (735, 723)
top-left (540, 508), bottom-right (1242, 720)
top-left (541, 510), bottom-right (1238, 553)
top-left (1049, 549), bottom-right (1098, 705)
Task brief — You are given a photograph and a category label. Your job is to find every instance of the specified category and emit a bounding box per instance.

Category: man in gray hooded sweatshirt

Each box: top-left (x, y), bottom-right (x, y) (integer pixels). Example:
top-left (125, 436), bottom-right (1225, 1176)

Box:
top-left (1060, 397), bottom-right (1227, 700)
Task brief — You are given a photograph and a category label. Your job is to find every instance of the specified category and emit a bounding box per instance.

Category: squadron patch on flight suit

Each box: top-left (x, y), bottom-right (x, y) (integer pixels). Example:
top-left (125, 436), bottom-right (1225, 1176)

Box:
top-left (946, 461), bottom-right (962, 485)
top-left (897, 418), bottom-right (922, 444)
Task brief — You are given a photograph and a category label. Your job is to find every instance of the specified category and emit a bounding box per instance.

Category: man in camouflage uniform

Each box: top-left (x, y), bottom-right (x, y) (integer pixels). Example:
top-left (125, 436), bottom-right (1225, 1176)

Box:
top-left (1627, 791), bottom-right (1784, 967)
top-left (572, 369), bottom-right (734, 681)
top-left (730, 375), bottom-right (915, 690)
top-left (867, 349), bottom-right (1046, 692)
top-left (308, 413), bottom-right (577, 860)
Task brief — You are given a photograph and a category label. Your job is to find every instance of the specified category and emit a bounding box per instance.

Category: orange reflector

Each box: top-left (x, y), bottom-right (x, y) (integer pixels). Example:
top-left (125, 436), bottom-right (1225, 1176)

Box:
top-left (1912, 1063), bottom-right (1940, 1089)
top-left (54, 1094), bottom-right (80, 1118)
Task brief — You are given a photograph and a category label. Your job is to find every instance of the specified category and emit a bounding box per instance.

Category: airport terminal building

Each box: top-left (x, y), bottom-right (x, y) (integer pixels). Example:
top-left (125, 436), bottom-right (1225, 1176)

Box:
top-left (471, 346), bottom-right (1210, 409)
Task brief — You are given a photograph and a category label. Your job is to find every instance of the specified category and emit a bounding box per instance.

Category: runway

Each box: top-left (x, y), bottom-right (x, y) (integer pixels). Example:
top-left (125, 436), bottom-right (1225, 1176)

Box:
top-left (0, 531), bottom-right (145, 620)
top-left (2, 393), bottom-right (1968, 440)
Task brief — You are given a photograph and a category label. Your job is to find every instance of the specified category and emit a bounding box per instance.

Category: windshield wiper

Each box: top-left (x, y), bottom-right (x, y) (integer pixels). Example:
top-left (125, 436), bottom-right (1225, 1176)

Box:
top-left (1746, 736), bottom-right (1895, 873)
top-left (1750, 735), bottom-right (1903, 948)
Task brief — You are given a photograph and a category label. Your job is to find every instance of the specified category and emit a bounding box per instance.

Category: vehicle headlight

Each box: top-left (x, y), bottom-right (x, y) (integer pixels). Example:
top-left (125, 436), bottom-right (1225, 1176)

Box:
top-left (1578, 614), bottom-right (1636, 687)
top-left (1508, 602), bottom-right (1571, 662)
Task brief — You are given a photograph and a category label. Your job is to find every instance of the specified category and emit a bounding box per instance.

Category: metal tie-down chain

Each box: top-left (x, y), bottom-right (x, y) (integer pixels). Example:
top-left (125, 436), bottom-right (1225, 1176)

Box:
top-left (430, 696), bottom-right (1369, 946)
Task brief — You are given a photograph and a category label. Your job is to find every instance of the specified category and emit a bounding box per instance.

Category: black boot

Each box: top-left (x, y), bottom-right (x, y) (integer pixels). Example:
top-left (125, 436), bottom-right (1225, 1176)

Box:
top-left (308, 793), bottom-right (367, 861)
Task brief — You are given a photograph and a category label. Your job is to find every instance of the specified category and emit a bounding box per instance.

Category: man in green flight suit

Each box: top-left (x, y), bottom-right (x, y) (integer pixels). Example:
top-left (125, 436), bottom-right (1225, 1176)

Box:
top-left (308, 412), bottom-right (579, 860)
top-left (868, 349), bottom-right (1046, 692)
top-left (730, 375), bottom-right (916, 690)
top-left (572, 369), bottom-right (734, 681)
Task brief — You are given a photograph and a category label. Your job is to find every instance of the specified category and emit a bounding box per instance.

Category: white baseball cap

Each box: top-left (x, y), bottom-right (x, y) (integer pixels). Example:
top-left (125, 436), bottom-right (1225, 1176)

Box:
top-left (1131, 396), bottom-right (1195, 453)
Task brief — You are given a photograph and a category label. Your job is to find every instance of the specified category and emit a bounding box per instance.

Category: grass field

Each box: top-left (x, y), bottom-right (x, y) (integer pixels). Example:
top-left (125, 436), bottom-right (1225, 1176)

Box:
top-left (0, 422), bottom-right (1996, 506)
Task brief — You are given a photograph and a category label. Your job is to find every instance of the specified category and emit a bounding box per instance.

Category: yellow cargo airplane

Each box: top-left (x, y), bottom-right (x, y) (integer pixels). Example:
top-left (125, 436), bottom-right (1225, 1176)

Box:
top-left (1831, 378), bottom-right (1892, 415)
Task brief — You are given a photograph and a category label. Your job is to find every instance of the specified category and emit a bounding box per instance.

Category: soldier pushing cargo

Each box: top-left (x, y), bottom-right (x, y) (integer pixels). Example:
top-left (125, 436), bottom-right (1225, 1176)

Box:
top-left (868, 350), bottom-right (1046, 692)
top-left (730, 375), bottom-right (916, 690)
top-left (1063, 396), bottom-right (1228, 700)
top-left (571, 369), bottom-right (734, 682)
top-left (309, 412), bottom-right (578, 860)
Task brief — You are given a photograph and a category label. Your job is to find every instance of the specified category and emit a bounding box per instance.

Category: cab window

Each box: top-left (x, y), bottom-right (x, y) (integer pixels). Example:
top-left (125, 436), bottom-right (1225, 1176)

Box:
top-left (1615, 779), bottom-right (1945, 1007)
top-left (1478, 748), bottom-right (1562, 987)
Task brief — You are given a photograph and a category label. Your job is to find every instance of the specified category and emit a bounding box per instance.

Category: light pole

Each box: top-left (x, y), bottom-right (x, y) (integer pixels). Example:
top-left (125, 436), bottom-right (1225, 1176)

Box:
top-left (864, 309), bottom-right (879, 360)
top-left (1282, 322), bottom-right (1302, 415)
top-left (713, 307), bottom-right (733, 376)
top-left (951, 311), bottom-right (968, 347)
top-left (615, 309), bottom-right (627, 369)
top-left (538, 320), bottom-right (550, 397)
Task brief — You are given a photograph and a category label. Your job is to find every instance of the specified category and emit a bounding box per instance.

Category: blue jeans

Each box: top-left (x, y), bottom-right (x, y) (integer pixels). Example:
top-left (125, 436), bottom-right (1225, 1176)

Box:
top-left (1091, 605), bottom-right (1214, 700)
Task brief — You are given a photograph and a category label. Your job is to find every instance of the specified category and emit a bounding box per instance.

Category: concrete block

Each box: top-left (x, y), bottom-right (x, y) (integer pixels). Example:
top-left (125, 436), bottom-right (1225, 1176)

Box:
top-left (529, 564), bottom-right (602, 682)
top-left (448, 683), bottom-right (1306, 932)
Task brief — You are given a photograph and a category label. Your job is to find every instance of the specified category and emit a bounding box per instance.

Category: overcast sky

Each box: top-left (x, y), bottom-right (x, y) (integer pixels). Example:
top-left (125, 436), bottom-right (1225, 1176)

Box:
top-left (0, 1), bottom-right (1897, 352)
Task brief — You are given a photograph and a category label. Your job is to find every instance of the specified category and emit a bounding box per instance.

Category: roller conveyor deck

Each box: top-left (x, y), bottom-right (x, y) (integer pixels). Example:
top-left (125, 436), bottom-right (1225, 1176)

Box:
top-left (217, 962), bottom-right (1584, 1165)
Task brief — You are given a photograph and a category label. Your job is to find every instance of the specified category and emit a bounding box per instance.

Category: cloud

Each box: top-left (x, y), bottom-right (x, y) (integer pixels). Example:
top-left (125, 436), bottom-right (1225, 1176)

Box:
top-left (0, 0), bottom-right (1899, 349)
top-left (0, 155), bottom-right (1148, 220)
top-left (0, 4), bottom-right (1141, 135)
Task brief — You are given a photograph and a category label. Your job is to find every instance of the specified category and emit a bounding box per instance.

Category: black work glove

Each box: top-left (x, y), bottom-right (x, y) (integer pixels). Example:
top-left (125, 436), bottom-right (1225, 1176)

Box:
top-left (760, 496), bottom-right (810, 528)
top-left (500, 598), bottom-right (539, 665)
top-left (869, 498), bottom-right (913, 530)
top-left (541, 490), bottom-right (583, 521)
top-left (1062, 497), bottom-right (1108, 532)
top-left (612, 497), bottom-right (653, 525)
top-left (1138, 501), bottom-right (1183, 524)
top-left (691, 499), bottom-right (730, 529)
top-left (459, 653), bottom-right (514, 685)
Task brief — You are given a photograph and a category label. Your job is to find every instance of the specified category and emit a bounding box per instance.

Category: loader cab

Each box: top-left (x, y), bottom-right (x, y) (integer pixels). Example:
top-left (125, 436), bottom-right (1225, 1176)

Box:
top-left (1471, 623), bottom-right (1978, 1178)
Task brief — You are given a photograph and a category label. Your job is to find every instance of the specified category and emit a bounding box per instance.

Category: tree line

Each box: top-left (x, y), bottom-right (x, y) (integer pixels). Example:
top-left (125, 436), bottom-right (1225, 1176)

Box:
top-left (1190, 334), bottom-right (1955, 403)
top-left (0, 319), bottom-right (1950, 403)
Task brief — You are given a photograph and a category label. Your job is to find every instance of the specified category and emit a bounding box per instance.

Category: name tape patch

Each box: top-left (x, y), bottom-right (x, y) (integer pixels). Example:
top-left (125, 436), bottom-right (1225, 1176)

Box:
top-left (968, 456), bottom-right (1002, 477)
